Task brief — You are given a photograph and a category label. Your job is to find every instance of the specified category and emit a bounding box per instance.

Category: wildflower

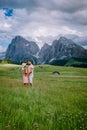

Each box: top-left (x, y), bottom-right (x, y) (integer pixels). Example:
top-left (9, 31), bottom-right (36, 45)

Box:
top-left (33, 122), bottom-right (39, 128)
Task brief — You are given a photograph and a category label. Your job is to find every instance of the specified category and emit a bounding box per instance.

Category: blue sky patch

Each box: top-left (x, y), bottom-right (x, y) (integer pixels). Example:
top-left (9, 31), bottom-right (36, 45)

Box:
top-left (3, 7), bottom-right (13, 17)
top-left (0, 42), bottom-right (9, 48)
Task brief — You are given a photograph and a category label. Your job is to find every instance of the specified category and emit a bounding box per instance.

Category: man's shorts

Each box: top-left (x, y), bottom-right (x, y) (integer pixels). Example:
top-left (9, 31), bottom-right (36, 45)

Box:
top-left (29, 76), bottom-right (33, 84)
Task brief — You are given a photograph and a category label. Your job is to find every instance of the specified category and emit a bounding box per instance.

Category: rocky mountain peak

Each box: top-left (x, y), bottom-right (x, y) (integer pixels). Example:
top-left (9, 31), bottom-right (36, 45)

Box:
top-left (59, 36), bottom-right (74, 45)
top-left (57, 36), bottom-right (85, 50)
top-left (14, 35), bottom-right (23, 41)
top-left (38, 36), bottom-right (87, 64)
top-left (6, 35), bottom-right (40, 64)
top-left (12, 36), bottom-right (26, 43)
top-left (41, 43), bottom-right (50, 50)
top-left (59, 36), bottom-right (67, 41)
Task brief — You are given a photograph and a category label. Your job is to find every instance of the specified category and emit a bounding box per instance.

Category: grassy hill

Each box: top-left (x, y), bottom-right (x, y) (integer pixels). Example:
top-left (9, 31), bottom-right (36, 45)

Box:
top-left (50, 58), bottom-right (87, 68)
top-left (0, 64), bottom-right (87, 130)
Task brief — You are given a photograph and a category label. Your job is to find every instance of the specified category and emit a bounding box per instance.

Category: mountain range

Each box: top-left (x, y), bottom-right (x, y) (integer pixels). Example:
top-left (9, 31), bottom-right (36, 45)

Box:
top-left (38, 37), bottom-right (87, 64)
top-left (5, 35), bottom-right (87, 67)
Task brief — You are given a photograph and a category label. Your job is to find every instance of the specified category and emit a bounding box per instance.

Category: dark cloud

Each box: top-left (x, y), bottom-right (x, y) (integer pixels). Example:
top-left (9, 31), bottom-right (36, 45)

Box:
top-left (0, 0), bottom-right (87, 13)
top-left (0, 0), bottom-right (38, 10)
top-left (53, 0), bottom-right (87, 13)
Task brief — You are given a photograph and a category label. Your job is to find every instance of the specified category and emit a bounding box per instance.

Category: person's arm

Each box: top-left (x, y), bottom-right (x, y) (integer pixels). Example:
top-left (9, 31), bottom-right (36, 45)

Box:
top-left (28, 67), bottom-right (33, 76)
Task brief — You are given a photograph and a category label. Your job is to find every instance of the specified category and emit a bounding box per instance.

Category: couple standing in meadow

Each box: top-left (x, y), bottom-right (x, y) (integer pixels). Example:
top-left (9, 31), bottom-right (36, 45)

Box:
top-left (22, 61), bottom-right (34, 86)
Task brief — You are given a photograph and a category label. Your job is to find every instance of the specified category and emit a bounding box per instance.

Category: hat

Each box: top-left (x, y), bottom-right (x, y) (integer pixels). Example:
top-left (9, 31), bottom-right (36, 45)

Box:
top-left (22, 63), bottom-right (26, 68)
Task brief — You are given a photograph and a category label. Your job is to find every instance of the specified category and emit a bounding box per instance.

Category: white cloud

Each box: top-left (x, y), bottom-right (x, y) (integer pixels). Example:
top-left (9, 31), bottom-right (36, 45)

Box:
top-left (62, 26), bottom-right (82, 36)
top-left (0, 22), bottom-right (11, 29)
top-left (0, 45), bottom-right (6, 52)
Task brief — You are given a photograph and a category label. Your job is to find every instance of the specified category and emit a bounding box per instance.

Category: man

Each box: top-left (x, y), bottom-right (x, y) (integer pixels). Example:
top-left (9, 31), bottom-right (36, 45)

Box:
top-left (27, 61), bottom-right (34, 86)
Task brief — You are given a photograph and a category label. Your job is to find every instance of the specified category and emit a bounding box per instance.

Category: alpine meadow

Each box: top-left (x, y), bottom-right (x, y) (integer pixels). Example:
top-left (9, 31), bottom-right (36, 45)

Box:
top-left (0, 64), bottom-right (87, 130)
top-left (1, 0), bottom-right (87, 130)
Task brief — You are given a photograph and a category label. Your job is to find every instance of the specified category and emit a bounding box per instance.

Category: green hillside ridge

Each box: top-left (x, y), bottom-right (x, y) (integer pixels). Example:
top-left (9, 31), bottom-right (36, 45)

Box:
top-left (65, 58), bottom-right (87, 67)
top-left (50, 58), bottom-right (87, 68)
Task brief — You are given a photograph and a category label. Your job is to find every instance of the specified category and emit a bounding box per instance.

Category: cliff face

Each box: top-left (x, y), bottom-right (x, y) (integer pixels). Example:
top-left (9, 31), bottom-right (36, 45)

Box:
top-left (39, 37), bottom-right (87, 64)
top-left (6, 36), bottom-right (40, 64)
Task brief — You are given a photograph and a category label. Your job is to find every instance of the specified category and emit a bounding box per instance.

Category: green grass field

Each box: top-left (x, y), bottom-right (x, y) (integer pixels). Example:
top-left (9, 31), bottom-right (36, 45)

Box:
top-left (0, 64), bottom-right (87, 130)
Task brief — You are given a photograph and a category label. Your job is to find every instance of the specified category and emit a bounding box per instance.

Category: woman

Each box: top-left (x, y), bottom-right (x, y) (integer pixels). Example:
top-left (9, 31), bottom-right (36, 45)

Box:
top-left (22, 63), bottom-right (28, 86)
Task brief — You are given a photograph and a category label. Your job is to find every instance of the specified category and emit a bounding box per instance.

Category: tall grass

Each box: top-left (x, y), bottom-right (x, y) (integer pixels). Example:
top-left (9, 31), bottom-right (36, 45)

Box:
top-left (0, 64), bottom-right (87, 130)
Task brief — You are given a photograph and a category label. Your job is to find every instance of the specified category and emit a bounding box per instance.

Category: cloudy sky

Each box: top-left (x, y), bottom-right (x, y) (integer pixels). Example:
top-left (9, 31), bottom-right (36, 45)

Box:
top-left (0, 0), bottom-right (87, 51)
